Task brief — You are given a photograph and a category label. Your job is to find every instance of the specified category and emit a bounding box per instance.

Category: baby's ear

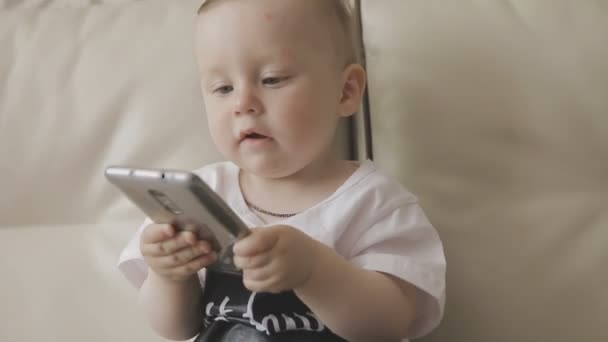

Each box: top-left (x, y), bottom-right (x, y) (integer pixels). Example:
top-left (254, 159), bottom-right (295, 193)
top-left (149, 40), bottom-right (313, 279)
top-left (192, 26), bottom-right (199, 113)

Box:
top-left (338, 64), bottom-right (367, 117)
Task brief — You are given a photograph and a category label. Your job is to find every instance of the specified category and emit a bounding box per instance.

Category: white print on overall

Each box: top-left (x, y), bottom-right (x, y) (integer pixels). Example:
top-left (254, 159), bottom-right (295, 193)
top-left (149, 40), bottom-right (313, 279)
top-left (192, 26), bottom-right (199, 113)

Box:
top-left (205, 297), bottom-right (232, 322)
top-left (205, 292), bottom-right (325, 335)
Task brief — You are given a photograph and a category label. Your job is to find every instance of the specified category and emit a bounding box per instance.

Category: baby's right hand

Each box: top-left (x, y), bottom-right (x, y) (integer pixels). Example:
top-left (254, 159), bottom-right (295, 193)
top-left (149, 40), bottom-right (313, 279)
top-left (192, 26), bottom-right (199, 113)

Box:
top-left (140, 223), bottom-right (217, 282)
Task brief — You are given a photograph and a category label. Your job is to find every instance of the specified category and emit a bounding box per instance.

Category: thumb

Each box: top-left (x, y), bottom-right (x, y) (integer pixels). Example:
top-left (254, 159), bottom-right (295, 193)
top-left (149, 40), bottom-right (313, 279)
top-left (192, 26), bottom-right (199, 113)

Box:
top-left (141, 224), bottom-right (175, 244)
top-left (233, 226), bottom-right (279, 256)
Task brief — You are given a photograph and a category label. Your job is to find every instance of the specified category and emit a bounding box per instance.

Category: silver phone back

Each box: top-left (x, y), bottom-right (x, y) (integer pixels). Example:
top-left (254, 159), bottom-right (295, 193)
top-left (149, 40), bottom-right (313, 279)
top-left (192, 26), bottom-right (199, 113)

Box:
top-left (105, 166), bottom-right (249, 273)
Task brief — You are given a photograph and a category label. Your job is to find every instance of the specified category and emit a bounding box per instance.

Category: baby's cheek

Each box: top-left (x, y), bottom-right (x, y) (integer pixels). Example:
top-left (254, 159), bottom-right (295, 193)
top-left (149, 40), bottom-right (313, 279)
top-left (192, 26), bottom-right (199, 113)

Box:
top-left (285, 106), bottom-right (324, 135)
top-left (208, 116), bottom-right (234, 148)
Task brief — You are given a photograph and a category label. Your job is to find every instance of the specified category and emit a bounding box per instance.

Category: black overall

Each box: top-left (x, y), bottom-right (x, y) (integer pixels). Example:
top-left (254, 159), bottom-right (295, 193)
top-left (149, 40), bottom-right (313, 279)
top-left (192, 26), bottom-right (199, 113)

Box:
top-left (194, 268), bottom-right (348, 342)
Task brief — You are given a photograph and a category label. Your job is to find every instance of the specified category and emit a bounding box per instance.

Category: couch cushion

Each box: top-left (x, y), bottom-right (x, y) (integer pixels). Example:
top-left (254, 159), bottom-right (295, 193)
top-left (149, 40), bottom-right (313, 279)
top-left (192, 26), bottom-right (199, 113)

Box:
top-left (0, 223), bottom-right (169, 341)
top-left (361, 1), bottom-right (608, 341)
top-left (0, 0), bottom-right (355, 226)
top-left (0, 0), bottom-right (217, 226)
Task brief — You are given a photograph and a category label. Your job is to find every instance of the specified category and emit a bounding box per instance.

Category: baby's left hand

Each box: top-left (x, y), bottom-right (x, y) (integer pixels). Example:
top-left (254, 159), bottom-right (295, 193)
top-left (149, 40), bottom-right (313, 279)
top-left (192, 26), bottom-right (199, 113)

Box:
top-left (233, 225), bottom-right (319, 293)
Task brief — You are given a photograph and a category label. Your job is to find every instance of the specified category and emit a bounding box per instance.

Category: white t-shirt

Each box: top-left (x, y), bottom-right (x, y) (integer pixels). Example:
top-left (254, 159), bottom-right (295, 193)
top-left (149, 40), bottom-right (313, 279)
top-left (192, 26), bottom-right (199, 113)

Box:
top-left (118, 160), bottom-right (446, 340)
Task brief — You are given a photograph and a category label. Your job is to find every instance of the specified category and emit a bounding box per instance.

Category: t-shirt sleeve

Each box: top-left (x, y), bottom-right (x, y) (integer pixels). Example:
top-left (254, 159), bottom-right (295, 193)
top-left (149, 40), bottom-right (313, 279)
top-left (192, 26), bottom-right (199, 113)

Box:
top-left (117, 218), bottom-right (153, 289)
top-left (347, 201), bottom-right (446, 339)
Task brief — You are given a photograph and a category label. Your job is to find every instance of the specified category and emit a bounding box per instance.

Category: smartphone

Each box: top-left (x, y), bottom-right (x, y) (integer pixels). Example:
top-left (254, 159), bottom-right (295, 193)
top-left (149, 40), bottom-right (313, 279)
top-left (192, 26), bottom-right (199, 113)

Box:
top-left (105, 165), bottom-right (250, 274)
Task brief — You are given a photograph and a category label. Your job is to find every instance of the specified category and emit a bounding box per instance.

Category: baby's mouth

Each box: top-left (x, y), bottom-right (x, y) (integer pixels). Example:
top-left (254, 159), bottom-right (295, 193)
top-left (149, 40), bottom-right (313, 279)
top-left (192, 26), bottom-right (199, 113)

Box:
top-left (246, 133), bottom-right (267, 139)
top-left (239, 131), bottom-right (273, 144)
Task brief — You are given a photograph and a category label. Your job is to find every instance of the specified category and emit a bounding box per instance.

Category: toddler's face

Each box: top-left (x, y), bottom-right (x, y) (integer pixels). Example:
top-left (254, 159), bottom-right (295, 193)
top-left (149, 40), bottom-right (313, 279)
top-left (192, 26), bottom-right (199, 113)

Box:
top-left (195, 0), bottom-right (350, 178)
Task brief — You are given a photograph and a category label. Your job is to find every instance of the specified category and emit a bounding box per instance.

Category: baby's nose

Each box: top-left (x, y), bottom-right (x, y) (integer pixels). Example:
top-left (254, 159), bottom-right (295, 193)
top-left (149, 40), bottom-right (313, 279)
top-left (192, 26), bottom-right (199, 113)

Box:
top-left (234, 90), bottom-right (262, 115)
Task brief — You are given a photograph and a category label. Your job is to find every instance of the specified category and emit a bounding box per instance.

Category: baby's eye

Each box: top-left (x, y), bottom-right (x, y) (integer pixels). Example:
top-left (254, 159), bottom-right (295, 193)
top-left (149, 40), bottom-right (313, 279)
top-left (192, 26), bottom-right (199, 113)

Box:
top-left (262, 77), bottom-right (286, 86)
top-left (214, 85), bottom-right (233, 95)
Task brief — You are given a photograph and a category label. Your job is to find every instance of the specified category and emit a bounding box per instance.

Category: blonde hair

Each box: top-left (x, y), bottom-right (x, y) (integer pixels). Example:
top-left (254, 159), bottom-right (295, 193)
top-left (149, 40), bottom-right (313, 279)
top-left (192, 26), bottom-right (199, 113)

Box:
top-left (196, 0), bottom-right (359, 66)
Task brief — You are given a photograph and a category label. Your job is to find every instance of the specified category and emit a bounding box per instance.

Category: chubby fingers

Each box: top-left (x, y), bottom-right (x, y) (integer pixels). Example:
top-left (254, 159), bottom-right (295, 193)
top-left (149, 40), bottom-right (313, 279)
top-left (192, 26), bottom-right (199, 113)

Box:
top-left (159, 250), bottom-right (218, 277)
top-left (141, 225), bottom-right (198, 257)
top-left (233, 252), bottom-right (273, 270)
top-left (154, 240), bottom-right (214, 267)
top-left (140, 223), bottom-right (176, 244)
top-left (233, 227), bottom-right (279, 258)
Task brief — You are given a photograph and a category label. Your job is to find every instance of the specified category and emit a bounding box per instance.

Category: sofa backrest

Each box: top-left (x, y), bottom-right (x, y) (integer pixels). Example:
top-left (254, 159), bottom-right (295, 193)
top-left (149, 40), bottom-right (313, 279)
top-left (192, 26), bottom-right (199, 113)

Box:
top-left (0, 0), bottom-right (356, 226)
top-left (360, 1), bottom-right (608, 341)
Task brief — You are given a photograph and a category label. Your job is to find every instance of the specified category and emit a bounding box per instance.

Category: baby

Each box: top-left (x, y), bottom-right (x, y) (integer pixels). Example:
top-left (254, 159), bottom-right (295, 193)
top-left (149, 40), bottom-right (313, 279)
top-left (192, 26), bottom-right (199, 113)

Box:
top-left (118, 0), bottom-right (446, 341)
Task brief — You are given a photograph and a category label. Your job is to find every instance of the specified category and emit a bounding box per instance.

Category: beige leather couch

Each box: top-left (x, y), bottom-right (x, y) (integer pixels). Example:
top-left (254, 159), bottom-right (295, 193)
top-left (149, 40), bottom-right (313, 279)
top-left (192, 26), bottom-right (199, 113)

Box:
top-left (1, 1), bottom-right (606, 341)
